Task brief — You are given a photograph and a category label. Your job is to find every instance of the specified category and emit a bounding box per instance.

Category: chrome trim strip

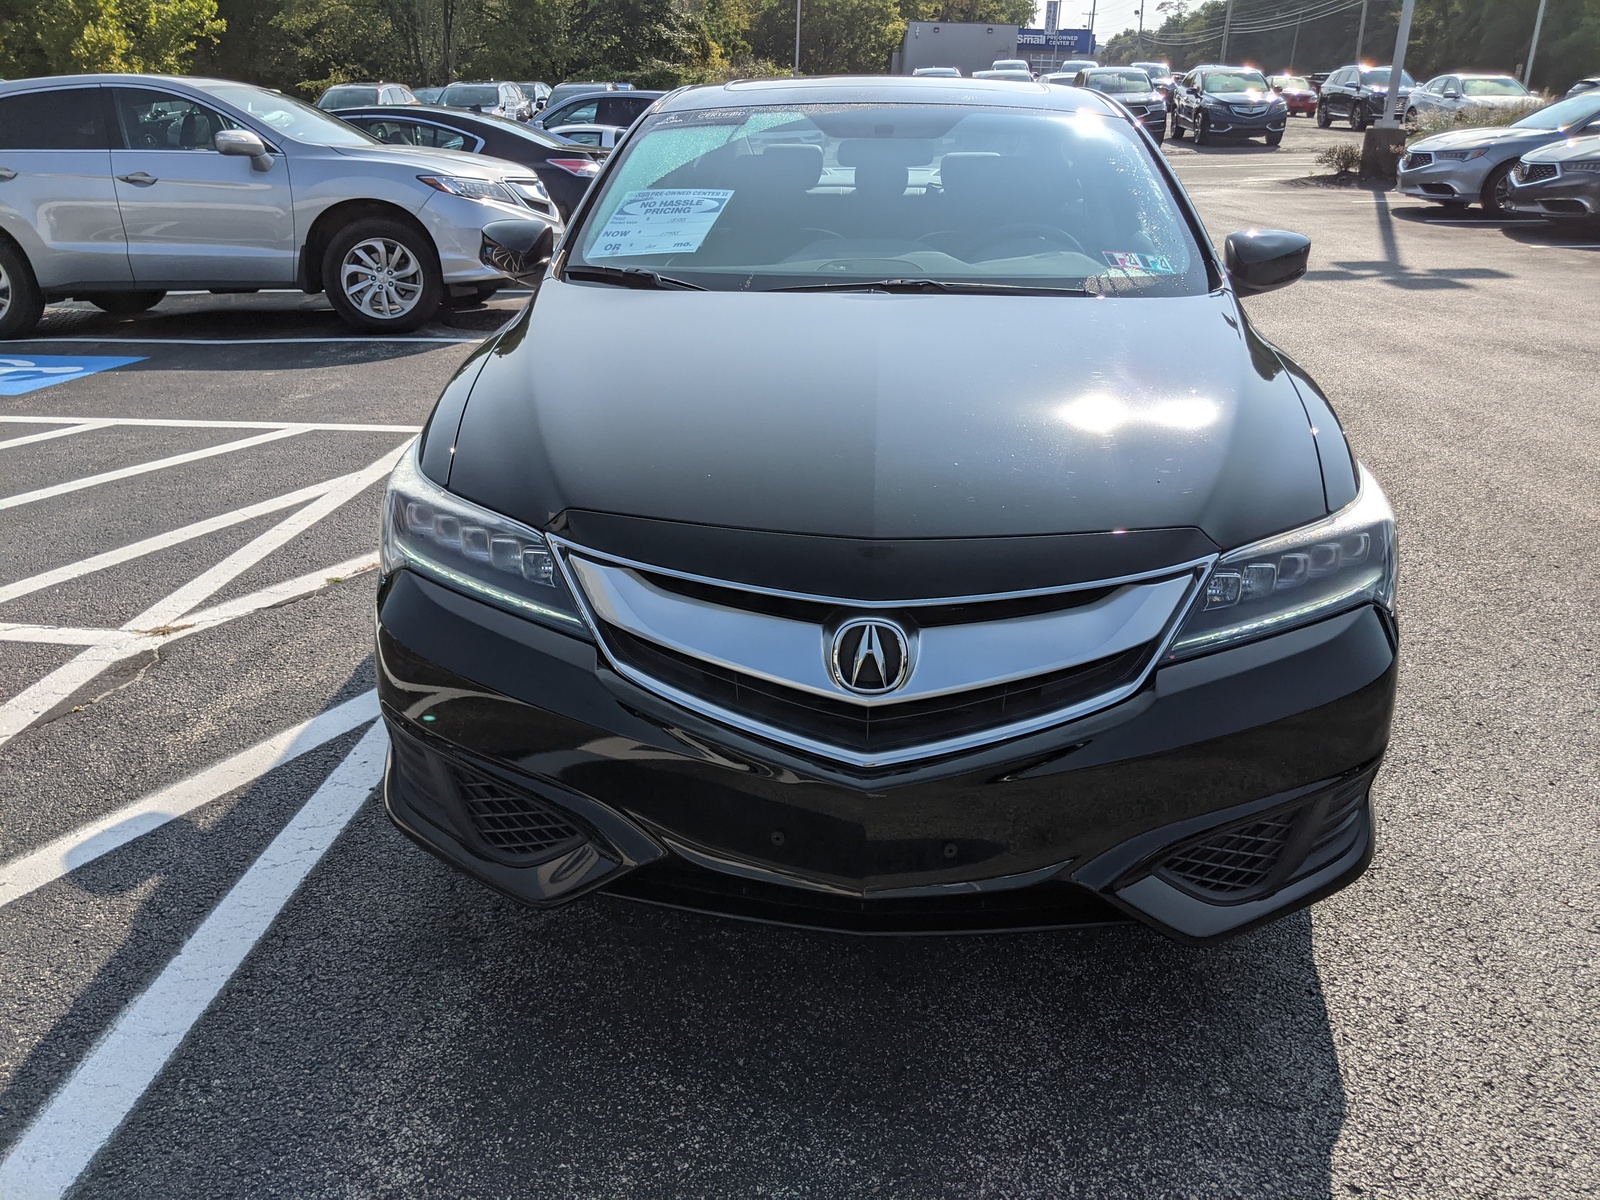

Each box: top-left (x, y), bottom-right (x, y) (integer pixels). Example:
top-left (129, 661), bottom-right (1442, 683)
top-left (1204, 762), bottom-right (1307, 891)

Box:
top-left (566, 553), bottom-right (1195, 708)
top-left (548, 534), bottom-right (1215, 609)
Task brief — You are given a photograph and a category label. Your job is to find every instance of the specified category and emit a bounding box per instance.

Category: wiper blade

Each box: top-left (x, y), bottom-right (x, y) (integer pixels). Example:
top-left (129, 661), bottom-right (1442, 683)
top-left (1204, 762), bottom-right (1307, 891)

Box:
top-left (773, 278), bottom-right (1093, 296)
top-left (564, 265), bottom-right (706, 291)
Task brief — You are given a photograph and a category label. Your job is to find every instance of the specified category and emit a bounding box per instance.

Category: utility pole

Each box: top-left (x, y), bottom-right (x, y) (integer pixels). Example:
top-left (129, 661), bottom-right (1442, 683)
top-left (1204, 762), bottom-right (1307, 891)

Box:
top-left (1220, 0), bottom-right (1235, 61)
top-left (1523, 0), bottom-right (1549, 87)
top-left (1381, 0), bottom-right (1414, 124)
top-left (1289, 13), bottom-right (1302, 69)
top-left (1354, 0), bottom-right (1369, 63)
top-left (1135, 6), bottom-right (1144, 59)
top-left (793, 0), bottom-right (802, 77)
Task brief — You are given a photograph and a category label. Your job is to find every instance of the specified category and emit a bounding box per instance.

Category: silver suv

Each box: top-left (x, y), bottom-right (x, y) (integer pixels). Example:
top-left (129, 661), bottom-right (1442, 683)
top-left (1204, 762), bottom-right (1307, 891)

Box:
top-left (0, 74), bottom-right (562, 337)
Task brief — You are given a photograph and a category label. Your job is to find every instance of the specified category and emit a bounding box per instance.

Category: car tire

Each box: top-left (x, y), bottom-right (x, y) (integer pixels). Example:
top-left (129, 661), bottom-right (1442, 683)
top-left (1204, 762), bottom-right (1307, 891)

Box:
top-left (1194, 113), bottom-right (1210, 145)
top-left (323, 217), bottom-right (442, 334)
top-left (1153, 131), bottom-right (1165, 146)
top-left (1405, 106), bottom-right (1419, 125)
top-left (1266, 131), bottom-right (1283, 146)
top-left (1316, 102), bottom-right (1332, 128)
top-left (84, 290), bottom-right (166, 317)
top-left (1170, 115), bottom-right (1184, 139)
top-left (1349, 103), bottom-right (1366, 131)
top-left (0, 239), bottom-right (45, 340)
top-left (1479, 161), bottom-right (1518, 217)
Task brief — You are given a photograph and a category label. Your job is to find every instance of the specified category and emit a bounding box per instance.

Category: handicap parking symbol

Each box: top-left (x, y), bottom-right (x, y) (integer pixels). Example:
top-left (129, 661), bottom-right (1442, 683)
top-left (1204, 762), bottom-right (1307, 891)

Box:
top-left (0, 355), bottom-right (144, 396)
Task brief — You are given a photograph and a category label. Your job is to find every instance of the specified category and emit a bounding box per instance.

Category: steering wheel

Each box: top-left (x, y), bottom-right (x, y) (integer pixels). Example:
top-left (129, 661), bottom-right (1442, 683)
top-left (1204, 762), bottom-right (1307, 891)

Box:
top-left (970, 223), bottom-right (1087, 259)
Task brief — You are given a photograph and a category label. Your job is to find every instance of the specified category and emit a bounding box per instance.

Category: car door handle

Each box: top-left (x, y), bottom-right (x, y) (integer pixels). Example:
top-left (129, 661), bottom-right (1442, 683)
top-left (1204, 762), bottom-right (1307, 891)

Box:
top-left (0, 167), bottom-right (16, 182)
top-left (117, 172), bottom-right (159, 186)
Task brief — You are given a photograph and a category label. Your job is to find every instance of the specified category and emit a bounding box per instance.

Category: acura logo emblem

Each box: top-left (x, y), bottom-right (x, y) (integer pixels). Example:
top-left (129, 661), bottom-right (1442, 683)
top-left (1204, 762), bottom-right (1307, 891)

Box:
top-left (830, 618), bottom-right (911, 695)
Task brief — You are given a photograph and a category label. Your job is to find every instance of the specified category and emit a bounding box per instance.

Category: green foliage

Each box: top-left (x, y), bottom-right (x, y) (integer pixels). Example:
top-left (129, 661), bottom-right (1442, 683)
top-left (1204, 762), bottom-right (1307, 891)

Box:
top-left (750, 0), bottom-right (904, 74)
top-left (0, 0), bottom-right (224, 77)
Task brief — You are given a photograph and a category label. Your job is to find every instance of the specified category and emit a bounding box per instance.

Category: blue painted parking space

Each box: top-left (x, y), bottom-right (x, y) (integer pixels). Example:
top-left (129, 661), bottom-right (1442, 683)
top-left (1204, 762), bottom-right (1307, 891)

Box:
top-left (0, 356), bottom-right (145, 396)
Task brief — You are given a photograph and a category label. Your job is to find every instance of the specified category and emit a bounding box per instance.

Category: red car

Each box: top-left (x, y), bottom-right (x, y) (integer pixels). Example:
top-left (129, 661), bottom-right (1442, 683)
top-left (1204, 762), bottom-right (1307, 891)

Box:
top-left (1270, 74), bottom-right (1319, 116)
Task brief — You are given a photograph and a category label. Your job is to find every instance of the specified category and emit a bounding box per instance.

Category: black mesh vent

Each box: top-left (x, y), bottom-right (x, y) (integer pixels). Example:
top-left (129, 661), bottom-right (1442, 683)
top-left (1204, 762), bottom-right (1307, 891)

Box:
top-left (602, 624), bottom-right (1153, 757)
top-left (456, 769), bottom-right (587, 862)
top-left (1514, 162), bottom-right (1557, 183)
top-left (1403, 151), bottom-right (1433, 170)
top-left (1159, 813), bottom-right (1298, 896)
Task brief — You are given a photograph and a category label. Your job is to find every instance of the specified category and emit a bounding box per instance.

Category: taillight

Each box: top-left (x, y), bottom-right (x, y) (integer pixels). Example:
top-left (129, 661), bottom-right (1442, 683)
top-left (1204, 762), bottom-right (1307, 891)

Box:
top-left (547, 158), bottom-right (600, 177)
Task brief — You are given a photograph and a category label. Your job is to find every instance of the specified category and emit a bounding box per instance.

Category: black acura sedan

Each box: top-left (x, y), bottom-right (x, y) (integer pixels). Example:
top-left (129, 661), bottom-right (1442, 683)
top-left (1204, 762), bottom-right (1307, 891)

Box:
top-left (376, 78), bottom-right (1398, 943)
top-left (337, 105), bottom-right (603, 219)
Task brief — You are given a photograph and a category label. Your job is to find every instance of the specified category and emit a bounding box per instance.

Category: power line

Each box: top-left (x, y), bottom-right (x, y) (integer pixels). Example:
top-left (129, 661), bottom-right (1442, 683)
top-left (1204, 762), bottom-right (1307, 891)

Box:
top-left (1138, 0), bottom-right (1363, 45)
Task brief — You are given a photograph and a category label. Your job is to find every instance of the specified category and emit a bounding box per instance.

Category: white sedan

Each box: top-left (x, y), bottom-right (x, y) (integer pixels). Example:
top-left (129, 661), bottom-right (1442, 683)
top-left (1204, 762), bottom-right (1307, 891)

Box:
top-left (1407, 73), bottom-right (1531, 121)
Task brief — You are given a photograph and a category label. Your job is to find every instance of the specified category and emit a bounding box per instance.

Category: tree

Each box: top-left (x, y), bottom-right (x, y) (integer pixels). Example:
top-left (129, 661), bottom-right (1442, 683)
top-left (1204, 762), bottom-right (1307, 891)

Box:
top-left (750, 0), bottom-right (903, 73)
top-left (0, 0), bottom-right (224, 77)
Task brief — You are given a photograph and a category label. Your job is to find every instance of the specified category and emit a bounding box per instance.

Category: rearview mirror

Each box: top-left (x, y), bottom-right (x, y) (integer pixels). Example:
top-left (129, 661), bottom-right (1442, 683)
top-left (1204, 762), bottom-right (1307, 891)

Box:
top-left (214, 129), bottom-right (273, 171)
top-left (1224, 229), bottom-right (1310, 295)
top-left (480, 220), bottom-right (557, 285)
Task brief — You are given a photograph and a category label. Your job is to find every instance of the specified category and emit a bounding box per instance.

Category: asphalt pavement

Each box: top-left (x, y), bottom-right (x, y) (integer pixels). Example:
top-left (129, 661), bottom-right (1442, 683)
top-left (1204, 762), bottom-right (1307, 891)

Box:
top-left (1, 117), bottom-right (1597, 1199)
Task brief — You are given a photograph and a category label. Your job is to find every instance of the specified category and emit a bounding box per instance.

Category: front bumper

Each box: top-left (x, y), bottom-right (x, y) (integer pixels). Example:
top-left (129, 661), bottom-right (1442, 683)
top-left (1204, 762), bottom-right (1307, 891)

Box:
top-left (1396, 154), bottom-right (1495, 202)
top-left (376, 570), bottom-right (1397, 942)
top-left (1508, 173), bottom-right (1600, 219)
top-left (418, 193), bottom-right (563, 283)
top-left (1199, 109), bottom-right (1287, 138)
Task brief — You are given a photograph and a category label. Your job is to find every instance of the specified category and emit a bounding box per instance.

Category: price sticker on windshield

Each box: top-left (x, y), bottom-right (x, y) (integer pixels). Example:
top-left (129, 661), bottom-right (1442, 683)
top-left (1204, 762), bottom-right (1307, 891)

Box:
top-left (589, 189), bottom-right (734, 258)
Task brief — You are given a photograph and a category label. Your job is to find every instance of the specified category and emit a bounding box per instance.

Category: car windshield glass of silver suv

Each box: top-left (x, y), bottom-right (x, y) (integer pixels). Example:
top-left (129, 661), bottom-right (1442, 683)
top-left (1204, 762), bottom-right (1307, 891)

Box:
top-left (568, 102), bottom-right (1207, 295)
top-left (1203, 70), bottom-right (1269, 94)
top-left (1088, 71), bottom-right (1153, 94)
top-left (442, 85), bottom-right (503, 107)
top-left (196, 82), bottom-right (377, 146)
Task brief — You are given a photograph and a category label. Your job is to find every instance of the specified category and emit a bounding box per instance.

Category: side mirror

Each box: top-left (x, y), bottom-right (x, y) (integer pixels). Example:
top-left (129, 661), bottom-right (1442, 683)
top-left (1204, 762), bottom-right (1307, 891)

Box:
top-left (215, 128), bottom-right (273, 171)
top-left (480, 219), bottom-right (556, 285)
top-left (1273, 84), bottom-right (1284, 93)
top-left (1224, 229), bottom-right (1310, 295)
top-left (1442, 88), bottom-right (1460, 99)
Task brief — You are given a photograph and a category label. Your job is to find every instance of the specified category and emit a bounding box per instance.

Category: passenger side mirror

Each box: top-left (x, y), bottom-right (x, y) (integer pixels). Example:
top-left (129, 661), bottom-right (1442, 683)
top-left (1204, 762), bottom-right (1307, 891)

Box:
top-left (215, 128), bottom-right (273, 171)
top-left (480, 220), bottom-right (557, 285)
top-left (1224, 229), bottom-right (1310, 295)
top-left (1442, 88), bottom-right (1460, 99)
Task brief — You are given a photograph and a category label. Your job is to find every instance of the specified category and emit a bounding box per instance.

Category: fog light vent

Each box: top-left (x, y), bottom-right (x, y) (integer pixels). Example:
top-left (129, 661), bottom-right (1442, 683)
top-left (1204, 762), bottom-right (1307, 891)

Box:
top-left (457, 773), bottom-right (586, 863)
top-left (1157, 814), bottom-right (1297, 896)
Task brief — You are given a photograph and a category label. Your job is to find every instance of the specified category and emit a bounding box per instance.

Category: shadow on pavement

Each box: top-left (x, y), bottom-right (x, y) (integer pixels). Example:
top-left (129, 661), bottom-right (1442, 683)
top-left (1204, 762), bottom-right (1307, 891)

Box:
top-left (1305, 190), bottom-right (1515, 289)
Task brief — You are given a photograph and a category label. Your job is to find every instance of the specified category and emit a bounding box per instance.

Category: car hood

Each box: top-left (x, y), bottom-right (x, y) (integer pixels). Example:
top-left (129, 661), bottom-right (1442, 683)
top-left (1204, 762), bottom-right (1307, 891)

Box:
top-left (1206, 91), bottom-right (1276, 104)
top-left (445, 282), bottom-right (1328, 551)
top-left (1523, 133), bottom-right (1600, 163)
top-left (1412, 124), bottom-right (1554, 151)
top-left (330, 143), bottom-right (524, 178)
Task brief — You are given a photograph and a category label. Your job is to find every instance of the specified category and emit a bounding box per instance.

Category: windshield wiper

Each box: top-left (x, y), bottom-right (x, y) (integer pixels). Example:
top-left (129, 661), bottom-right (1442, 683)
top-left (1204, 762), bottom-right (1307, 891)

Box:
top-left (772, 278), bottom-right (1093, 296)
top-left (564, 265), bottom-right (706, 291)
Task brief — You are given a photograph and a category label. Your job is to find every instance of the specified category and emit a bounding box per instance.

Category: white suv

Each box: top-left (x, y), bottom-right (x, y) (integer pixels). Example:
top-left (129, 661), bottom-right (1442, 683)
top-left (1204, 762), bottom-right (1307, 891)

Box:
top-left (0, 74), bottom-right (561, 337)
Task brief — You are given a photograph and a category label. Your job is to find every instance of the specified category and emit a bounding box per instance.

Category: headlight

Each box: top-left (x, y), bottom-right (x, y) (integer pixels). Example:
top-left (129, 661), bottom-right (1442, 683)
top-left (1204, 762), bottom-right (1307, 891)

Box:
top-left (1168, 466), bottom-right (1395, 660)
top-left (1564, 160), bottom-right (1600, 172)
top-left (417, 175), bottom-right (519, 205)
top-left (381, 445), bottom-right (588, 635)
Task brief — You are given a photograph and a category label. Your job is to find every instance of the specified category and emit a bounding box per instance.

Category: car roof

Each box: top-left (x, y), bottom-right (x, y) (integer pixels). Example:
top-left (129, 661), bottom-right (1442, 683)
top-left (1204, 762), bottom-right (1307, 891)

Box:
top-left (657, 76), bottom-right (1117, 115)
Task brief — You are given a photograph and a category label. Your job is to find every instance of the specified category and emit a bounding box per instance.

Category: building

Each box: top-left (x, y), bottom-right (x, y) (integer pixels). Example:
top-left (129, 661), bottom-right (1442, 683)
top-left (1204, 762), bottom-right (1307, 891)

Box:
top-left (893, 22), bottom-right (1022, 77)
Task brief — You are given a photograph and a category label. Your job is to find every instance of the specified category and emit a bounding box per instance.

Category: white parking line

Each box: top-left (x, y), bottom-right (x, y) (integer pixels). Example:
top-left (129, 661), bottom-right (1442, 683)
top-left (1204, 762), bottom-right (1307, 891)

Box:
top-left (0, 469), bottom-right (379, 607)
top-left (0, 428), bottom-right (305, 513)
top-left (0, 690), bottom-right (380, 907)
top-left (0, 721), bottom-right (388, 1200)
top-left (1, 415), bottom-right (421, 433)
top-left (0, 421), bottom-right (114, 451)
top-left (0, 624), bottom-right (120, 646)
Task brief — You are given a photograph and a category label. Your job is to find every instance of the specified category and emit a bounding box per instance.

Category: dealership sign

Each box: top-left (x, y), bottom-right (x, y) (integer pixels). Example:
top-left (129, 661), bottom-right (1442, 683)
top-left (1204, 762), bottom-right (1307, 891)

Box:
top-left (1017, 27), bottom-right (1094, 52)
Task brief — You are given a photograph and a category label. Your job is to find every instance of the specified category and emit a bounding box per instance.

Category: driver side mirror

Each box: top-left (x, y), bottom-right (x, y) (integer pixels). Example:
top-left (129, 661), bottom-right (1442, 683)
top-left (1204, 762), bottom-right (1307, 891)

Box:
top-left (214, 128), bottom-right (273, 172)
top-left (1442, 88), bottom-right (1460, 99)
top-left (1224, 229), bottom-right (1310, 295)
top-left (480, 220), bottom-right (557, 286)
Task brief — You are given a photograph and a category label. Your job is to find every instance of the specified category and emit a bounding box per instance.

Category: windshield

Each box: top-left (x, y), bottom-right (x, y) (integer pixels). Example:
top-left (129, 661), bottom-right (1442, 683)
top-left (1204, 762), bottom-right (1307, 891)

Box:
top-left (1360, 68), bottom-right (1415, 87)
top-left (321, 86), bottom-right (378, 108)
top-left (1086, 70), bottom-right (1153, 94)
top-left (197, 83), bottom-right (377, 146)
top-left (1273, 76), bottom-right (1309, 89)
top-left (442, 85), bottom-right (502, 107)
top-left (1462, 77), bottom-right (1527, 97)
top-left (1204, 70), bottom-right (1269, 94)
top-left (568, 103), bottom-right (1208, 297)
top-left (1132, 63), bottom-right (1171, 80)
top-left (1514, 92), bottom-right (1600, 129)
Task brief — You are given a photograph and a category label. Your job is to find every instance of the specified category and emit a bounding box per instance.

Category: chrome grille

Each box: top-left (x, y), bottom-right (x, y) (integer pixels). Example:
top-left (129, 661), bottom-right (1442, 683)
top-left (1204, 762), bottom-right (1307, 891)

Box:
top-left (555, 540), bottom-right (1207, 767)
top-left (1513, 161), bottom-right (1558, 184)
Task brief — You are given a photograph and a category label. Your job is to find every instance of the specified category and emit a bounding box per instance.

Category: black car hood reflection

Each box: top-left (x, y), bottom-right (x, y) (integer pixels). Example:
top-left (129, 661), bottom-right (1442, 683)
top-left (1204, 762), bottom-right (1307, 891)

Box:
top-left (444, 279), bottom-right (1327, 549)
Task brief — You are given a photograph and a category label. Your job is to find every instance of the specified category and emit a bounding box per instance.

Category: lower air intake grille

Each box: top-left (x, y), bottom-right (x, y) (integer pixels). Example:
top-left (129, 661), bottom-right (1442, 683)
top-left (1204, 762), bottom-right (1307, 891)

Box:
top-left (1159, 814), bottom-right (1297, 895)
top-left (1513, 161), bottom-right (1558, 184)
top-left (458, 773), bottom-right (587, 861)
top-left (1402, 151), bottom-right (1433, 170)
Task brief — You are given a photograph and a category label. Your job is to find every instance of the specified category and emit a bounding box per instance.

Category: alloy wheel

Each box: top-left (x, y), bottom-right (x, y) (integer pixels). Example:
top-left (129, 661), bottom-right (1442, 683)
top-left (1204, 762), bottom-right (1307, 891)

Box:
top-left (340, 238), bottom-right (425, 320)
top-left (0, 260), bottom-right (10, 322)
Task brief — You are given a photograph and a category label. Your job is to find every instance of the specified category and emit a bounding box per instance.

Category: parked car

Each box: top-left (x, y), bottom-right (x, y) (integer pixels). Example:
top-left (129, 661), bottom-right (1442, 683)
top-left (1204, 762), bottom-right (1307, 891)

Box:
top-left (1406, 73), bottom-right (1530, 122)
top-left (1396, 91), bottom-right (1600, 215)
top-left (544, 81), bottom-right (630, 111)
top-left (338, 105), bottom-right (600, 219)
top-left (1268, 74), bottom-right (1318, 116)
top-left (414, 86), bottom-right (443, 104)
top-left (912, 66), bottom-right (962, 77)
top-left (439, 81), bottom-right (531, 122)
top-left (1307, 71), bottom-right (1331, 93)
top-left (0, 74), bottom-right (560, 337)
top-left (316, 82), bottom-right (418, 110)
top-left (533, 90), bottom-right (663, 134)
top-left (1565, 76), bottom-right (1599, 97)
top-left (545, 123), bottom-right (626, 150)
top-left (1315, 65), bottom-right (1414, 129)
top-left (1171, 65), bottom-right (1288, 144)
top-left (991, 58), bottom-right (1032, 73)
top-left (1056, 58), bottom-right (1098, 74)
top-left (1508, 134), bottom-right (1600, 225)
top-left (972, 70), bottom-right (1034, 82)
top-left (1074, 67), bottom-right (1167, 141)
top-left (518, 82), bottom-right (552, 111)
top-left (378, 76), bottom-right (1396, 945)
top-left (1131, 60), bottom-right (1175, 107)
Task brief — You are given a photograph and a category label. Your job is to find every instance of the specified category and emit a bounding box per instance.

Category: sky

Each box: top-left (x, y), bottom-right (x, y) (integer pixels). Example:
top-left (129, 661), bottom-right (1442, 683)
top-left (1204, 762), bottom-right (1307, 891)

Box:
top-left (1033, 0), bottom-right (1150, 42)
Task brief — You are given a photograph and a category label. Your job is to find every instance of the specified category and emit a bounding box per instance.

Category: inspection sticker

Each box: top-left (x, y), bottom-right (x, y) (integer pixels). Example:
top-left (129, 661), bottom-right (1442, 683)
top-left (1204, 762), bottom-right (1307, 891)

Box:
top-left (589, 189), bottom-right (734, 258)
top-left (0, 355), bottom-right (145, 395)
top-left (1101, 251), bottom-right (1177, 274)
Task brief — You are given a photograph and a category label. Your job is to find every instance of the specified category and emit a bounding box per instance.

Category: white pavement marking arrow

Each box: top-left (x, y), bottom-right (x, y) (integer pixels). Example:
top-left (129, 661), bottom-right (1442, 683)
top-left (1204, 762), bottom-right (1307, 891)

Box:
top-left (0, 427), bottom-right (305, 512)
top-left (0, 689), bottom-right (380, 907)
top-left (0, 721), bottom-right (389, 1199)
